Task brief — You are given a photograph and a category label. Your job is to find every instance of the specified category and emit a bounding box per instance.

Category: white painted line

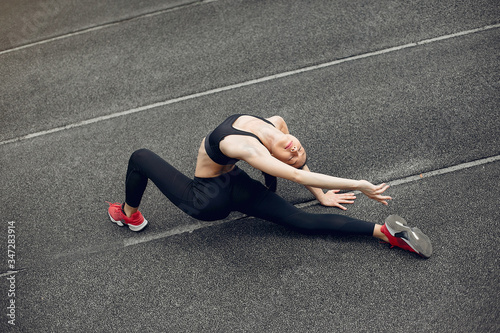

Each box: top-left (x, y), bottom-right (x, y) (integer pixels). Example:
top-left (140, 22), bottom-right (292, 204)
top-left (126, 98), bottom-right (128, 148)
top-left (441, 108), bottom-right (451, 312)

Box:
top-left (0, 0), bottom-right (206, 56)
top-left (123, 220), bottom-right (230, 247)
top-left (416, 24), bottom-right (500, 45)
top-left (1, 23), bottom-right (499, 147)
top-left (122, 154), bottom-right (500, 247)
top-left (388, 155), bottom-right (500, 186)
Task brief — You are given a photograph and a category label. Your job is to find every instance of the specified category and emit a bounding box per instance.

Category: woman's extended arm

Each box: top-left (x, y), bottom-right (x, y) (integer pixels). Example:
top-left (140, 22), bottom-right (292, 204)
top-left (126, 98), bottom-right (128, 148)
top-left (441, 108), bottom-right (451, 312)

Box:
top-left (240, 145), bottom-right (392, 205)
top-left (267, 116), bottom-right (356, 208)
top-left (301, 164), bottom-right (357, 210)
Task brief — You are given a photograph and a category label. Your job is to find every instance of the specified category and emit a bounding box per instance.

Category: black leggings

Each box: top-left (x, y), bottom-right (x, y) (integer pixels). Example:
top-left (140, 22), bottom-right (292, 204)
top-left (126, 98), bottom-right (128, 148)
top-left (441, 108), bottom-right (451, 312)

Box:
top-left (125, 149), bottom-right (375, 235)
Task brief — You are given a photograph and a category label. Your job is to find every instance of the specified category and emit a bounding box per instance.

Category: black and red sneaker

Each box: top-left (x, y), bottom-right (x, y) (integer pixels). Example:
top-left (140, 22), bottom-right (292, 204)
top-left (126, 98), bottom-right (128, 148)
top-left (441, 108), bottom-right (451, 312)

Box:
top-left (106, 202), bottom-right (148, 232)
top-left (381, 215), bottom-right (432, 258)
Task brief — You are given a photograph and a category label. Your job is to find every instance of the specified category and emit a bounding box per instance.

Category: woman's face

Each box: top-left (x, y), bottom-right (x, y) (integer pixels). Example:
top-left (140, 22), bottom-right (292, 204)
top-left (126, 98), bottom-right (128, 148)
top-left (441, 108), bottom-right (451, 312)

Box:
top-left (272, 134), bottom-right (307, 168)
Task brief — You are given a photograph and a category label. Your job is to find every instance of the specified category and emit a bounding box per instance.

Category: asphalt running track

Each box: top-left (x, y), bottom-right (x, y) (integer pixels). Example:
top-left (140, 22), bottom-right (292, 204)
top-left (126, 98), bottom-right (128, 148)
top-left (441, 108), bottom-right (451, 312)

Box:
top-left (1, 0), bottom-right (499, 332)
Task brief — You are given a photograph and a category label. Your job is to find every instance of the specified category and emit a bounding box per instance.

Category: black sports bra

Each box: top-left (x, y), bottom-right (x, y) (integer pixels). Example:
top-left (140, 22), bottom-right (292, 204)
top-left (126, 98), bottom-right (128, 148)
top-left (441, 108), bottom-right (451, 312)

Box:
top-left (204, 114), bottom-right (275, 165)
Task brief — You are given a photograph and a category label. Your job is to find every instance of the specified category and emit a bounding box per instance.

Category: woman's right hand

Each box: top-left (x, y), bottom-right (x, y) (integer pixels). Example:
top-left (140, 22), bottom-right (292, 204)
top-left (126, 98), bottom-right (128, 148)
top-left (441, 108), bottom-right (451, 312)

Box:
top-left (358, 180), bottom-right (392, 205)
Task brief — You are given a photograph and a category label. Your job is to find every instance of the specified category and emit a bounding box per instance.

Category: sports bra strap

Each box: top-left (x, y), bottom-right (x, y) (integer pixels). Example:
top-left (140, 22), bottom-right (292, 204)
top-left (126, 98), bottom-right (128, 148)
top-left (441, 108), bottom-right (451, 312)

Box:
top-left (204, 114), bottom-right (274, 165)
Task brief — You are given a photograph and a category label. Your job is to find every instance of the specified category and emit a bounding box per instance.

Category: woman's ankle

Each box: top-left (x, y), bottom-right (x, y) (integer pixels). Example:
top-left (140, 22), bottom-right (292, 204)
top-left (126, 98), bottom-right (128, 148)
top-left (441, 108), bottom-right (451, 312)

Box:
top-left (123, 203), bottom-right (139, 217)
top-left (373, 224), bottom-right (389, 242)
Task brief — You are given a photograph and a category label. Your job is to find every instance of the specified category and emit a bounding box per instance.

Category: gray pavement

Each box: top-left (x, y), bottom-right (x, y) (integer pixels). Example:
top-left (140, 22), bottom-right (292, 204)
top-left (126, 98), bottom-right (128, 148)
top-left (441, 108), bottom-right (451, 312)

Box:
top-left (1, 0), bottom-right (499, 332)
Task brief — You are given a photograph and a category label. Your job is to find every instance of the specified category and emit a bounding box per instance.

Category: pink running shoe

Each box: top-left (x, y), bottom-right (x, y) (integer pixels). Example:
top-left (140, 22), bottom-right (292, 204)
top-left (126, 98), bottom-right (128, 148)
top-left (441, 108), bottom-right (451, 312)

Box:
top-left (107, 202), bottom-right (148, 232)
top-left (380, 215), bottom-right (432, 258)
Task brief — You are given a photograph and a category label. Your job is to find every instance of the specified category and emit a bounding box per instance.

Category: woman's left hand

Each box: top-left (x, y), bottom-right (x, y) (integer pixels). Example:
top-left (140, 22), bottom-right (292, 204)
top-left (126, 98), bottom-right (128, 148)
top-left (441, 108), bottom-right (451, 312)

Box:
top-left (319, 190), bottom-right (356, 210)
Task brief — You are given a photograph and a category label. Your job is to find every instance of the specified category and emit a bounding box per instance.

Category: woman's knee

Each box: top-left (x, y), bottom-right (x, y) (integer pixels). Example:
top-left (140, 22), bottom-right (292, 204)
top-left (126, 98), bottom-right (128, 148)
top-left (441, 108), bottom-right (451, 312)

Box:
top-left (129, 148), bottom-right (153, 164)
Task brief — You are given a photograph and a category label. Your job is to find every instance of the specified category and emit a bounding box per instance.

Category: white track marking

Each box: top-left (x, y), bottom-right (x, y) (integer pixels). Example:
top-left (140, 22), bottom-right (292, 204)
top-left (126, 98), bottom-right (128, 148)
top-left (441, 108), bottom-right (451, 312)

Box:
top-left (1, 23), bottom-right (499, 147)
top-left (0, 0), bottom-right (211, 56)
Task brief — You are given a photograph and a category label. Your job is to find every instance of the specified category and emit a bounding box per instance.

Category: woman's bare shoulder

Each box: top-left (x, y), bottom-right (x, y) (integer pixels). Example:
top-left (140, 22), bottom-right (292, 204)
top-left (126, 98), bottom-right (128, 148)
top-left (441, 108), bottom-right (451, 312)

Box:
top-left (266, 115), bottom-right (289, 134)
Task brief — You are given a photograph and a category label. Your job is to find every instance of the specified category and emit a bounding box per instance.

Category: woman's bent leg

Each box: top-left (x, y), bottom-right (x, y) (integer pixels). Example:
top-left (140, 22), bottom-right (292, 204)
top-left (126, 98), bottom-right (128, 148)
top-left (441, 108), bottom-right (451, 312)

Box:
top-left (125, 148), bottom-right (194, 209)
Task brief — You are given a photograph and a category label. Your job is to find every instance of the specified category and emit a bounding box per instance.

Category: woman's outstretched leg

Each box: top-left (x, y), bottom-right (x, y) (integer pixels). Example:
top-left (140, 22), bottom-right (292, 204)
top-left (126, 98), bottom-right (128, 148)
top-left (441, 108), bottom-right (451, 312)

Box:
top-left (231, 174), bottom-right (431, 257)
top-left (242, 191), bottom-right (376, 235)
top-left (230, 172), bottom-right (375, 235)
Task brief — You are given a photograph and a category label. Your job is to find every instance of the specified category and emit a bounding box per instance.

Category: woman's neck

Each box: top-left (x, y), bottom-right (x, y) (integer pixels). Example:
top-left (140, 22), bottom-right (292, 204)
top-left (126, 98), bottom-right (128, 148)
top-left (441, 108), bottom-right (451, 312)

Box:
top-left (256, 126), bottom-right (284, 155)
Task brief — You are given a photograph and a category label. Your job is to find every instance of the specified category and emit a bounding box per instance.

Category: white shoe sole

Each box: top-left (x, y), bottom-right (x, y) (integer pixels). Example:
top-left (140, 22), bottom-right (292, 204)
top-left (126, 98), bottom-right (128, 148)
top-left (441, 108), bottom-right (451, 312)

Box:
top-left (108, 212), bottom-right (148, 232)
top-left (385, 215), bottom-right (432, 258)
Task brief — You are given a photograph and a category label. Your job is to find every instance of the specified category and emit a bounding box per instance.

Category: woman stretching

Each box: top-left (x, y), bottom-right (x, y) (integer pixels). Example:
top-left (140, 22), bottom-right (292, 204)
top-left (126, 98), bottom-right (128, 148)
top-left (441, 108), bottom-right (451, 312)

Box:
top-left (107, 114), bottom-right (432, 258)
